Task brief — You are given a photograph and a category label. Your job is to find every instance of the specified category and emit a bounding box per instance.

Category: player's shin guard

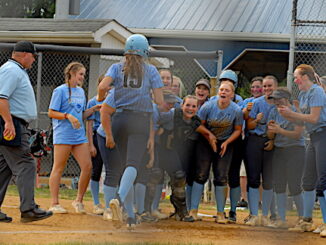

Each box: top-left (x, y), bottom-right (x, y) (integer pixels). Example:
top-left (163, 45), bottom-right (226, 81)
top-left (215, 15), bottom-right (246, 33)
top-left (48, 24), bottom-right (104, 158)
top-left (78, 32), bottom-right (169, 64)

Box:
top-left (170, 170), bottom-right (188, 220)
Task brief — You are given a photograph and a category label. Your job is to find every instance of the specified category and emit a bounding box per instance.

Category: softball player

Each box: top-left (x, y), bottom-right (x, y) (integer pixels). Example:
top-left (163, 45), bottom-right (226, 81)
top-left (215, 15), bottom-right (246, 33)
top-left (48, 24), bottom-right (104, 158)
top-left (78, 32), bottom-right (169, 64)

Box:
top-left (98, 34), bottom-right (164, 229)
top-left (86, 75), bottom-right (107, 215)
top-left (48, 62), bottom-right (100, 214)
top-left (266, 87), bottom-right (305, 229)
top-left (189, 82), bottom-right (243, 223)
top-left (279, 65), bottom-right (326, 238)
top-left (245, 75), bottom-right (278, 226)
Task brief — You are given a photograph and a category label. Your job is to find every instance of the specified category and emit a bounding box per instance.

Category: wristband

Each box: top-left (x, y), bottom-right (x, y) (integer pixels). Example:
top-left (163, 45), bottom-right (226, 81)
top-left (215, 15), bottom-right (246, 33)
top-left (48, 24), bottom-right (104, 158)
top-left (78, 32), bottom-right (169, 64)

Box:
top-left (64, 113), bottom-right (68, 119)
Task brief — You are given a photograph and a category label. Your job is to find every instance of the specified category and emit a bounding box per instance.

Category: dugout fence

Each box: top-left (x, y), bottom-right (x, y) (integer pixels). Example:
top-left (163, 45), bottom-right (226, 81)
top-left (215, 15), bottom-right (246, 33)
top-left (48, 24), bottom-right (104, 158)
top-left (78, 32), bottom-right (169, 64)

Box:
top-left (0, 43), bottom-right (221, 178)
top-left (288, 0), bottom-right (326, 98)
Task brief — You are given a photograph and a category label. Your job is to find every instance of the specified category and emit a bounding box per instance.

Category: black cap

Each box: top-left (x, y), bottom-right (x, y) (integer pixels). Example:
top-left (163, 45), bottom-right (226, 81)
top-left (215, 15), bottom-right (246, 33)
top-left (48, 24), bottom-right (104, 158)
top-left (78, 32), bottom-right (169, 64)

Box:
top-left (13, 41), bottom-right (37, 54)
top-left (268, 89), bottom-right (291, 100)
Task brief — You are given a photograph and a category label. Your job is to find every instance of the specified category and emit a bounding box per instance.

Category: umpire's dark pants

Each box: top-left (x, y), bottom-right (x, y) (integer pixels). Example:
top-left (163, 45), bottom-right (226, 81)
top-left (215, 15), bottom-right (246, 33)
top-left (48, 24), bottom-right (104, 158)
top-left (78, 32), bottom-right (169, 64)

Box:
top-left (0, 123), bottom-right (36, 212)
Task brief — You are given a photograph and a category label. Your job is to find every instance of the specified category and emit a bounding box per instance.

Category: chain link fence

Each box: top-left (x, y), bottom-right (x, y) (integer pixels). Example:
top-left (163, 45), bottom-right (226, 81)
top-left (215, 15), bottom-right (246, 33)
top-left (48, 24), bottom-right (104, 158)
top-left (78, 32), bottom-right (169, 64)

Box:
top-left (0, 44), bottom-right (219, 177)
top-left (290, 0), bottom-right (326, 98)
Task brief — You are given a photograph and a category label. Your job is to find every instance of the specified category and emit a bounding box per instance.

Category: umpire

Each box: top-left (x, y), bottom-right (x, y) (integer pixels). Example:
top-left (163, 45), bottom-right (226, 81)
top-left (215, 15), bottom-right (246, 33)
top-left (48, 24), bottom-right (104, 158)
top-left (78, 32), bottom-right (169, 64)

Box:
top-left (0, 41), bottom-right (52, 223)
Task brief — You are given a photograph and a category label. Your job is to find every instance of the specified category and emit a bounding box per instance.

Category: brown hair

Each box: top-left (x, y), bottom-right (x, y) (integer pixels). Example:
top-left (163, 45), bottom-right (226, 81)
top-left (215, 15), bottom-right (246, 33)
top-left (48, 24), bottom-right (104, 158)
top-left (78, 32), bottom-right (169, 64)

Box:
top-left (123, 54), bottom-right (144, 81)
top-left (97, 74), bottom-right (105, 86)
top-left (182, 95), bottom-right (198, 105)
top-left (64, 62), bottom-right (85, 102)
top-left (295, 64), bottom-right (317, 82)
top-left (159, 69), bottom-right (173, 79)
top-left (263, 75), bottom-right (278, 85)
top-left (251, 76), bottom-right (263, 83)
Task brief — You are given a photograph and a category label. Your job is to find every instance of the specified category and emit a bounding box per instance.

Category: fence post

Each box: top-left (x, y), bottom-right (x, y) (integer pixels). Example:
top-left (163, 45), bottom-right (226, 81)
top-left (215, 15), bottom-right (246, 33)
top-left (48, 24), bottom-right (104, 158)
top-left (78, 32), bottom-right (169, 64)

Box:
top-left (36, 52), bottom-right (43, 129)
top-left (287, 0), bottom-right (297, 93)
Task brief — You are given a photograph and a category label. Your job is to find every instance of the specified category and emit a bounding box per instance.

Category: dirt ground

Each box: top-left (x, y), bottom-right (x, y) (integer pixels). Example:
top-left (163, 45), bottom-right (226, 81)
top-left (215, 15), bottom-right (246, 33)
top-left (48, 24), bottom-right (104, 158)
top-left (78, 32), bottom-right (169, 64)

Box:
top-left (0, 196), bottom-right (324, 245)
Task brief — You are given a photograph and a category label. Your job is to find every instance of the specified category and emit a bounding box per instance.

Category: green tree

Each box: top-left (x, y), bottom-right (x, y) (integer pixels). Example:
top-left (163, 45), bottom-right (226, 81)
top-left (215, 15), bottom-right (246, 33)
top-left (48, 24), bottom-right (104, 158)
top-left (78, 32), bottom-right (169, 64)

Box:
top-left (0, 0), bottom-right (55, 18)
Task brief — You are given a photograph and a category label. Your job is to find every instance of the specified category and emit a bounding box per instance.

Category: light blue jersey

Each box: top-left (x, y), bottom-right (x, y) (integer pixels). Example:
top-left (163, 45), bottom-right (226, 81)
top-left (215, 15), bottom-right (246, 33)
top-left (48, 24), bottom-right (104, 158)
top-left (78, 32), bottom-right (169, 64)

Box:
top-left (210, 94), bottom-right (243, 106)
top-left (49, 84), bottom-right (87, 145)
top-left (249, 95), bottom-right (275, 136)
top-left (298, 84), bottom-right (326, 134)
top-left (86, 96), bottom-right (103, 131)
top-left (198, 99), bottom-right (243, 140)
top-left (96, 89), bottom-right (116, 138)
top-left (0, 59), bottom-right (37, 122)
top-left (268, 106), bottom-right (304, 147)
top-left (105, 63), bottom-right (163, 112)
top-left (174, 96), bottom-right (183, 108)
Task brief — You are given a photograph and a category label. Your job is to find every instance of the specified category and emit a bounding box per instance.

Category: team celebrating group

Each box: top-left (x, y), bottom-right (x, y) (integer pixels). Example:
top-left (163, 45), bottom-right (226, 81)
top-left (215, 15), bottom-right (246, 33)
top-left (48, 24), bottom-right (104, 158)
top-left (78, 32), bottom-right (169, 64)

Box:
top-left (0, 35), bottom-right (325, 238)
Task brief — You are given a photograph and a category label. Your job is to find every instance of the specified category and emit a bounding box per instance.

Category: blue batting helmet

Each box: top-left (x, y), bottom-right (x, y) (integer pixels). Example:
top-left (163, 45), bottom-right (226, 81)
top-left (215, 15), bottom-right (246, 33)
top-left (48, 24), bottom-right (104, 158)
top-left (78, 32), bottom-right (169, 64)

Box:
top-left (219, 70), bottom-right (238, 88)
top-left (124, 34), bottom-right (149, 58)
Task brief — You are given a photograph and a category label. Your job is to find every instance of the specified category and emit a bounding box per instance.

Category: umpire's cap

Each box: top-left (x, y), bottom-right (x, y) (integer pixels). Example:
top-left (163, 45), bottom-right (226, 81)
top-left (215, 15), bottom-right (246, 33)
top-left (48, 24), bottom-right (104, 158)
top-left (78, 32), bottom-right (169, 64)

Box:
top-left (14, 41), bottom-right (37, 54)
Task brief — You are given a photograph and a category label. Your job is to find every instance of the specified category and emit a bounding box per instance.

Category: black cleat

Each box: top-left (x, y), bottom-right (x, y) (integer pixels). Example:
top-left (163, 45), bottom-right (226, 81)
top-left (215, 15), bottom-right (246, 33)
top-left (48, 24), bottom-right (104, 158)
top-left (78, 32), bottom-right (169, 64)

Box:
top-left (0, 212), bottom-right (12, 223)
top-left (21, 205), bottom-right (53, 223)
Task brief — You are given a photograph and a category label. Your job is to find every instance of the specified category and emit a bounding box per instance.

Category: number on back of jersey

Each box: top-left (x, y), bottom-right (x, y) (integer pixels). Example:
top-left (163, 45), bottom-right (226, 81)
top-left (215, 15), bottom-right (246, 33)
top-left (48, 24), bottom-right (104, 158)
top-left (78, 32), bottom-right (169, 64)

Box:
top-left (123, 75), bottom-right (142, 89)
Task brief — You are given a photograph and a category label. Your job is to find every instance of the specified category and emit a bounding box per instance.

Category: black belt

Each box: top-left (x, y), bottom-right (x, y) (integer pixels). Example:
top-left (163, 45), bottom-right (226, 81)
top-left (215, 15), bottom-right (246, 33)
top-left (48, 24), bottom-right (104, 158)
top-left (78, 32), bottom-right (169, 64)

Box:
top-left (12, 116), bottom-right (29, 127)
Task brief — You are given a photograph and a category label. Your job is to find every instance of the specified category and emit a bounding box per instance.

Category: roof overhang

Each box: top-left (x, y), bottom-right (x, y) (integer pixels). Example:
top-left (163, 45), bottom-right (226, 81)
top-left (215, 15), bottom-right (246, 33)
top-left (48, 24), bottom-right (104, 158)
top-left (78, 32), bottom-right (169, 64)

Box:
top-left (0, 20), bottom-right (133, 45)
top-left (226, 49), bottom-right (289, 82)
top-left (129, 28), bottom-right (291, 42)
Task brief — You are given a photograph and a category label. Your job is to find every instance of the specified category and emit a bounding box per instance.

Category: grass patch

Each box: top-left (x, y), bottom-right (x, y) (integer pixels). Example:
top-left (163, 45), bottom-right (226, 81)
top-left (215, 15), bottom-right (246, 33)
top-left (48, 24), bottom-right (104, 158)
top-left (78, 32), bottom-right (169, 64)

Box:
top-left (6, 185), bottom-right (101, 201)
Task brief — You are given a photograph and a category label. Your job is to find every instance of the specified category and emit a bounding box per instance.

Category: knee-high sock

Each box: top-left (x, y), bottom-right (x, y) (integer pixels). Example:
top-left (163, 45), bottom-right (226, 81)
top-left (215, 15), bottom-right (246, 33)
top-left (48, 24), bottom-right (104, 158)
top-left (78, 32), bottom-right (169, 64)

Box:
top-left (118, 166), bottom-right (137, 203)
top-left (186, 184), bottom-right (192, 211)
top-left (270, 193), bottom-right (276, 216)
top-left (90, 180), bottom-right (100, 205)
top-left (293, 193), bottom-right (304, 217)
top-left (123, 187), bottom-right (135, 219)
top-left (318, 196), bottom-right (326, 223)
top-left (103, 184), bottom-right (117, 208)
top-left (248, 187), bottom-right (259, 216)
top-left (230, 186), bottom-right (241, 212)
top-left (215, 186), bottom-right (227, 213)
top-left (276, 193), bottom-right (287, 221)
top-left (135, 183), bottom-right (146, 214)
top-left (262, 189), bottom-right (273, 216)
top-left (190, 182), bottom-right (204, 210)
top-left (151, 184), bottom-right (163, 211)
top-left (303, 190), bottom-right (316, 218)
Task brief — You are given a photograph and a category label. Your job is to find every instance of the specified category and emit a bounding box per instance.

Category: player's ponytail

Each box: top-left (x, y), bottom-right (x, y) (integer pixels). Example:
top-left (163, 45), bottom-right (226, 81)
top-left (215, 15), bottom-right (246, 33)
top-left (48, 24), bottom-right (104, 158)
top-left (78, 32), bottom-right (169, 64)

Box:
top-left (123, 54), bottom-right (144, 82)
top-left (64, 62), bottom-right (85, 103)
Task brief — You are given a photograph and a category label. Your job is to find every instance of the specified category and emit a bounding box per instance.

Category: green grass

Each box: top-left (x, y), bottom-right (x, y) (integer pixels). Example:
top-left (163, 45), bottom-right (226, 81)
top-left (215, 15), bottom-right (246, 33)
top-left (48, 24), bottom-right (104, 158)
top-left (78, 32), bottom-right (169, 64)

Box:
top-left (6, 184), bottom-right (101, 201)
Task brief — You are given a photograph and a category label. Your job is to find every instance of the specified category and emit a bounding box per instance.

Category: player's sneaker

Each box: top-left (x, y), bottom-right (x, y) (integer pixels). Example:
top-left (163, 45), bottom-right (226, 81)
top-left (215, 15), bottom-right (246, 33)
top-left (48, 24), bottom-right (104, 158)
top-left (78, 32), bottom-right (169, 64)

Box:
top-left (320, 224), bottom-right (326, 238)
top-left (126, 217), bottom-right (136, 230)
top-left (228, 211), bottom-right (236, 223)
top-left (260, 215), bottom-right (270, 227)
top-left (215, 212), bottom-right (228, 224)
top-left (49, 204), bottom-right (68, 214)
top-left (244, 215), bottom-right (259, 226)
top-left (72, 201), bottom-right (86, 214)
top-left (151, 209), bottom-right (168, 220)
top-left (103, 208), bottom-right (113, 221)
top-left (109, 198), bottom-right (123, 222)
top-left (188, 209), bottom-right (202, 221)
top-left (138, 212), bottom-right (158, 223)
top-left (267, 219), bottom-right (288, 229)
top-left (93, 204), bottom-right (104, 215)
top-left (288, 218), bottom-right (315, 232)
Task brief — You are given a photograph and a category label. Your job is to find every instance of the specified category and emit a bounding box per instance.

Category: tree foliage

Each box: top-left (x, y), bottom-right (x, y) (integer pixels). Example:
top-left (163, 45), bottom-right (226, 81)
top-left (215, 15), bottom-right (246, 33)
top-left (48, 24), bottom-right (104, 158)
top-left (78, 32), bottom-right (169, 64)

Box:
top-left (0, 0), bottom-right (55, 18)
